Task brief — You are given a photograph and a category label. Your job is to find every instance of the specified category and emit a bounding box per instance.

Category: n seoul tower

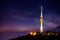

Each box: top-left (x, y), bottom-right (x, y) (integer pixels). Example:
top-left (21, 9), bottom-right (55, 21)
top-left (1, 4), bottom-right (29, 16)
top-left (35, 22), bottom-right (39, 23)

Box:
top-left (40, 6), bottom-right (43, 33)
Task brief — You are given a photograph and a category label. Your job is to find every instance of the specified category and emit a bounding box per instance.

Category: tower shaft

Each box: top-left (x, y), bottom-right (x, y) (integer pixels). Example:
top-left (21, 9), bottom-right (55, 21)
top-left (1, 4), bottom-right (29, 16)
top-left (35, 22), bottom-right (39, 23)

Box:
top-left (40, 6), bottom-right (43, 33)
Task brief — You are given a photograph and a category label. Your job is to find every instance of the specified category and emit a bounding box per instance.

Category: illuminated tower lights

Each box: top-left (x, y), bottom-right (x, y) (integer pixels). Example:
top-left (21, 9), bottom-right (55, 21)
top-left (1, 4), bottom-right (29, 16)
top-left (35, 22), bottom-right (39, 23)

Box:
top-left (40, 6), bottom-right (43, 33)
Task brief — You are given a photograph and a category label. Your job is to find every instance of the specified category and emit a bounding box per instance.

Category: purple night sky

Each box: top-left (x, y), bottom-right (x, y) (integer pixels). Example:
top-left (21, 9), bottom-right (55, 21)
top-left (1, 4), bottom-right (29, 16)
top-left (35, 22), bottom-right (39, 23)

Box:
top-left (0, 0), bottom-right (60, 40)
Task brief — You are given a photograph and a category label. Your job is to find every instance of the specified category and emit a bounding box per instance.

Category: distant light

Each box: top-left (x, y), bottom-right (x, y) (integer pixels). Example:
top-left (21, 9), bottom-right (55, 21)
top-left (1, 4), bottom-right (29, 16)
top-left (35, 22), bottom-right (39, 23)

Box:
top-left (30, 32), bottom-right (33, 35)
top-left (55, 33), bottom-right (58, 36)
top-left (30, 32), bottom-right (37, 36)
top-left (33, 32), bottom-right (36, 36)
top-left (47, 33), bottom-right (50, 36)
top-left (51, 33), bottom-right (54, 35)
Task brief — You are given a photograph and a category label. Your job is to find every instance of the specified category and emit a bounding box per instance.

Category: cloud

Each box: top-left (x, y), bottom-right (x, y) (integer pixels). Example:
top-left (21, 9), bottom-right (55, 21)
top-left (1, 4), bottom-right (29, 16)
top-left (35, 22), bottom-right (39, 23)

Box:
top-left (55, 25), bottom-right (60, 29)
top-left (0, 25), bottom-right (34, 32)
top-left (43, 20), bottom-right (58, 31)
top-left (13, 16), bottom-right (25, 19)
top-left (52, 25), bottom-right (60, 32)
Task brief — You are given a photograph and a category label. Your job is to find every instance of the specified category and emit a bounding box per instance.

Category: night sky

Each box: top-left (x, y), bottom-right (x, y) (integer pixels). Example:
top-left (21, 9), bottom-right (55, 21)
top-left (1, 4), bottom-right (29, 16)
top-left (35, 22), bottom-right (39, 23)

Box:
top-left (0, 0), bottom-right (60, 40)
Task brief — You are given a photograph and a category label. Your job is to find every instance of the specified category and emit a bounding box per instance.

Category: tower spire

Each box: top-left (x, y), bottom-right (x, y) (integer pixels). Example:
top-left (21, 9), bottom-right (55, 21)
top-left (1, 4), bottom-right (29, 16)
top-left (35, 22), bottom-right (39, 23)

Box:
top-left (41, 6), bottom-right (43, 17)
top-left (40, 6), bottom-right (43, 33)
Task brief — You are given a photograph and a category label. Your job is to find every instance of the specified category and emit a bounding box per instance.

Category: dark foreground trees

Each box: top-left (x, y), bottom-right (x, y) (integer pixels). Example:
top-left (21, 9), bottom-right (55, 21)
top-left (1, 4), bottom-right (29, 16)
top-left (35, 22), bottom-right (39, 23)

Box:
top-left (10, 31), bottom-right (60, 40)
